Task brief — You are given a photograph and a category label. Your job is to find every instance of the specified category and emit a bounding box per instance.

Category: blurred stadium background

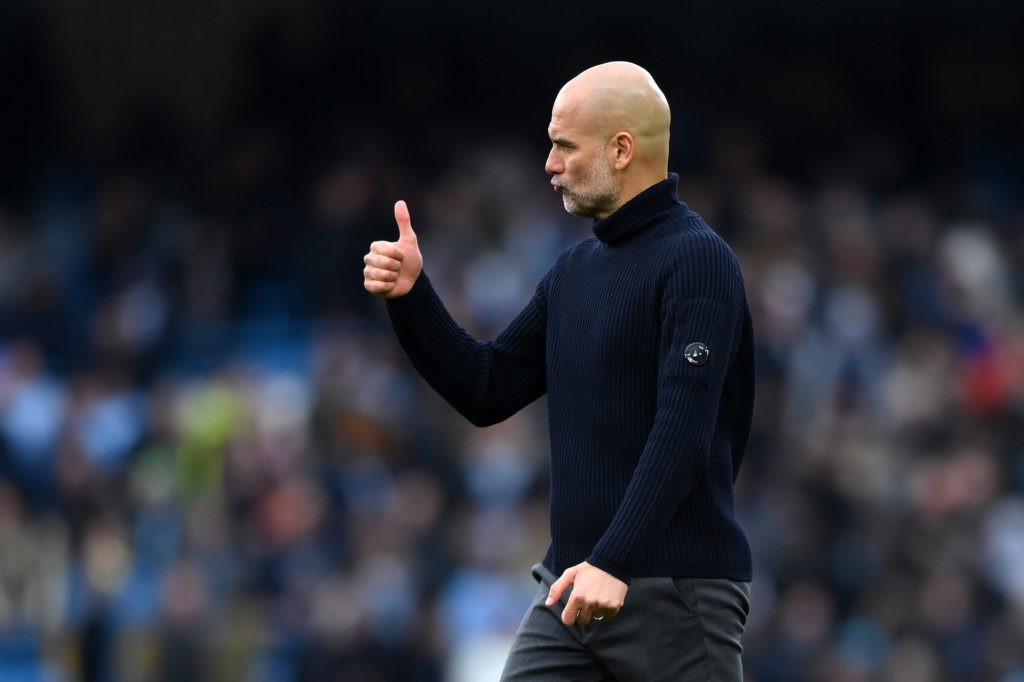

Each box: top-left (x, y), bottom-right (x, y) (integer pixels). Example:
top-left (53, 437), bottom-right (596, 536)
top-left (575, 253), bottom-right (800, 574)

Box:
top-left (1, 1), bottom-right (1024, 680)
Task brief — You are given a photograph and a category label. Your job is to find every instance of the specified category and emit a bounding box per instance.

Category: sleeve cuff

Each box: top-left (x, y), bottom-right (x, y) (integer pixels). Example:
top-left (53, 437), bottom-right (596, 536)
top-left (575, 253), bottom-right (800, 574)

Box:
top-left (585, 554), bottom-right (633, 586)
top-left (384, 271), bottom-right (431, 308)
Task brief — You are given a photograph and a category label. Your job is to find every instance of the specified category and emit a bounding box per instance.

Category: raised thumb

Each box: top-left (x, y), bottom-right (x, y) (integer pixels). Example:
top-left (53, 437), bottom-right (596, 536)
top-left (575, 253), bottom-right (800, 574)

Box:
top-left (394, 200), bottom-right (416, 243)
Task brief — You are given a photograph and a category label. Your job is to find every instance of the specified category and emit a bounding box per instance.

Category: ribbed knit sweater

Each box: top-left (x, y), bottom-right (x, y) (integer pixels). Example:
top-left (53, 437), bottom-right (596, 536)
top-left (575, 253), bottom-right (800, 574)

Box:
top-left (386, 174), bottom-right (754, 583)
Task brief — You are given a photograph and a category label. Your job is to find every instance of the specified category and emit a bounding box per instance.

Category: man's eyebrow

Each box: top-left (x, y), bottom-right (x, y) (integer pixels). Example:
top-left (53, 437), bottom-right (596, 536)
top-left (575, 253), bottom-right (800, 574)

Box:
top-left (550, 136), bottom-right (578, 149)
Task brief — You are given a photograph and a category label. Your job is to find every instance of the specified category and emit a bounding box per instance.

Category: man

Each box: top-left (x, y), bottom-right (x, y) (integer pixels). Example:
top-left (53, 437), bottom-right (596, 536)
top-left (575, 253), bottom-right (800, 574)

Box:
top-left (363, 61), bottom-right (754, 681)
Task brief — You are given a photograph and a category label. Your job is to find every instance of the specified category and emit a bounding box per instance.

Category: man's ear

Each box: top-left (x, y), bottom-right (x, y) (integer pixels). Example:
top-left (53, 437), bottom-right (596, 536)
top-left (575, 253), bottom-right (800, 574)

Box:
top-left (611, 131), bottom-right (635, 170)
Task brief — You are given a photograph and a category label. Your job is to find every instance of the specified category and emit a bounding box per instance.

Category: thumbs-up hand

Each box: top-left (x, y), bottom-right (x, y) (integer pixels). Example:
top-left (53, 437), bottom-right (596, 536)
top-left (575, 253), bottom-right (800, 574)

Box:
top-left (363, 200), bottom-right (424, 299)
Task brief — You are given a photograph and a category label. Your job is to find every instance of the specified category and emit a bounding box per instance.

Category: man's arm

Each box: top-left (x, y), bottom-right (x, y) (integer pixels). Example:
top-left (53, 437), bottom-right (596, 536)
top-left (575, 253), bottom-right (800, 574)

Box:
top-left (364, 201), bottom-right (548, 426)
top-left (588, 238), bottom-right (743, 578)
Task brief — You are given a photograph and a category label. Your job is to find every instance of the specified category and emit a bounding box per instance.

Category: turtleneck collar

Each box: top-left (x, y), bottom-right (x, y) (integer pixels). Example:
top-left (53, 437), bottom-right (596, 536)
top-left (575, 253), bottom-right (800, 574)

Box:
top-left (592, 173), bottom-right (681, 245)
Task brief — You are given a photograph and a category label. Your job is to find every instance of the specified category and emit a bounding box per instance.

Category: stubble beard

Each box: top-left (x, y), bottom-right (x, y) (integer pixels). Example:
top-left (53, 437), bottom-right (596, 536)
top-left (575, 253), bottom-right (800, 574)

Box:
top-left (560, 157), bottom-right (619, 219)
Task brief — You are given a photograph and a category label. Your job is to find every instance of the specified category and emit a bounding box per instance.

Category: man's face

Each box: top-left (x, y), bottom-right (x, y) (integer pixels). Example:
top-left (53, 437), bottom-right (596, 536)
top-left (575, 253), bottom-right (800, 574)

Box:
top-left (545, 103), bottom-right (620, 219)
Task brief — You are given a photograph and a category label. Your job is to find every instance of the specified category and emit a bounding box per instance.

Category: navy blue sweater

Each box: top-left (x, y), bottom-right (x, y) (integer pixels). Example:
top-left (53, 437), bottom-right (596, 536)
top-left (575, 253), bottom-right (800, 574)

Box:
top-left (387, 174), bottom-right (754, 583)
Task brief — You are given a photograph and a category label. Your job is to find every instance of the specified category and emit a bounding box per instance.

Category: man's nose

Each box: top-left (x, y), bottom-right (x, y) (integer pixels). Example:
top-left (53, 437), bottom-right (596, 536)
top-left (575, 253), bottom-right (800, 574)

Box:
top-left (545, 149), bottom-right (563, 175)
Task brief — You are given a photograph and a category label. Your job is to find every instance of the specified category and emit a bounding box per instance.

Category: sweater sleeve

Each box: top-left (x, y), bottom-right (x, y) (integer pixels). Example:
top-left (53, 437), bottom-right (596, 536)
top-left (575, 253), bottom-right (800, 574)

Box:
top-left (586, 237), bottom-right (742, 581)
top-left (385, 272), bottom-right (548, 427)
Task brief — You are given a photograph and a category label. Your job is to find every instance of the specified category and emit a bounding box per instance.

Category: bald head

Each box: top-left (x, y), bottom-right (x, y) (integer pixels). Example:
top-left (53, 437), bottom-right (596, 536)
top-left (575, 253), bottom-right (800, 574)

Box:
top-left (554, 61), bottom-right (671, 171)
top-left (545, 63), bottom-right (671, 217)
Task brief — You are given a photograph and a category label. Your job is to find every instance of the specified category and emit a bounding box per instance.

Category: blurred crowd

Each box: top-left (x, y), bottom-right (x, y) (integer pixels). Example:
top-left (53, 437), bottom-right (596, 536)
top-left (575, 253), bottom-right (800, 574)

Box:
top-left (3, 3), bottom-right (1024, 681)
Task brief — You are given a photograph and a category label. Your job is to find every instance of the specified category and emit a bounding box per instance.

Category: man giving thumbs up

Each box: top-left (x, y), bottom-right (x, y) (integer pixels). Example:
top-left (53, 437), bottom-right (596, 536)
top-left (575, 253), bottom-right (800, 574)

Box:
top-left (363, 61), bottom-right (756, 682)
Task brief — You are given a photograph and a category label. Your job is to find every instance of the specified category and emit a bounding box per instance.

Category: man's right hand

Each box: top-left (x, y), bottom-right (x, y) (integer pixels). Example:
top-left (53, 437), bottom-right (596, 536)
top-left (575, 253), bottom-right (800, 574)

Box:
top-left (363, 200), bottom-right (424, 298)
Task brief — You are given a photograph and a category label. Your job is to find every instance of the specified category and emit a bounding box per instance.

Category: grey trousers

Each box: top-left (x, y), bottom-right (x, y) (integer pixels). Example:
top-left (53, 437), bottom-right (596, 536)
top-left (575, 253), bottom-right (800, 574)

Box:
top-left (500, 564), bottom-right (750, 682)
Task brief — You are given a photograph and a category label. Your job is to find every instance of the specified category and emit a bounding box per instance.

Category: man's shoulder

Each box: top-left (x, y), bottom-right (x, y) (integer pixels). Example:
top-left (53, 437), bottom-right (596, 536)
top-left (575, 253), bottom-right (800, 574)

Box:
top-left (656, 212), bottom-right (748, 297)
top-left (660, 210), bottom-right (737, 259)
top-left (552, 235), bottom-right (602, 264)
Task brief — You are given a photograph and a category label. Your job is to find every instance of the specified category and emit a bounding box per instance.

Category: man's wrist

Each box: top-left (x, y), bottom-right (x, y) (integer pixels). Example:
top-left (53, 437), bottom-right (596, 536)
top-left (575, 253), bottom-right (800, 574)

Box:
top-left (585, 554), bottom-right (632, 585)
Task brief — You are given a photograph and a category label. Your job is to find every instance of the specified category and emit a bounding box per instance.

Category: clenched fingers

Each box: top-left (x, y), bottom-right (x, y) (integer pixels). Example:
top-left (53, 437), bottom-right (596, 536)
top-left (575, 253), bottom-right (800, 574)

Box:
top-left (363, 243), bottom-right (404, 295)
top-left (364, 277), bottom-right (396, 295)
top-left (364, 242), bottom-right (404, 267)
top-left (363, 265), bottom-right (399, 282)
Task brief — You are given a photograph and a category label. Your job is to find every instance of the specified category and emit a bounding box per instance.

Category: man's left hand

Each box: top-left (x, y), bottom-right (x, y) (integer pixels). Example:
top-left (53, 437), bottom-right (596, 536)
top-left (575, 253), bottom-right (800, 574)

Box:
top-left (546, 561), bottom-right (627, 626)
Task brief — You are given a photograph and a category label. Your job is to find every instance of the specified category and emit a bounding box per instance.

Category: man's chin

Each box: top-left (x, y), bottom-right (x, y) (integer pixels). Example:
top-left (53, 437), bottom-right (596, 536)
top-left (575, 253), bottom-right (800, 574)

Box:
top-left (563, 196), bottom-right (593, 218)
